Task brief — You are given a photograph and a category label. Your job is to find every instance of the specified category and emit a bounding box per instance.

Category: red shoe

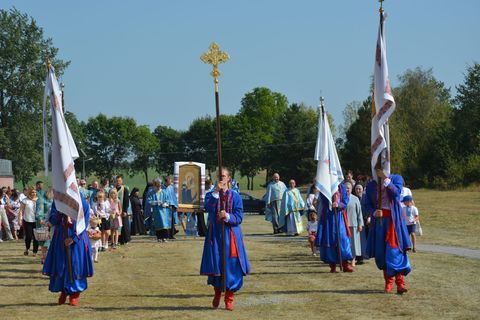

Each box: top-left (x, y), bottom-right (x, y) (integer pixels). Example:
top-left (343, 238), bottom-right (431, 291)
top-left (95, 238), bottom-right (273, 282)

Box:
top-left (58, 292), bottom-right (67, 305)
top-left (212, 287), bottom-right (222, 308)
top-left (329, 263), bottom-right (337, 273)
top-left (395, 274), bottom-right (408, 294)
top-left (69, 292), bottom-right (80, 306)
top-left (224, 291), bottom-right (234, 311)
top-left (383, 270), bottom-right (394, 293)
top-left (342, 261), bottom-right (353, 273)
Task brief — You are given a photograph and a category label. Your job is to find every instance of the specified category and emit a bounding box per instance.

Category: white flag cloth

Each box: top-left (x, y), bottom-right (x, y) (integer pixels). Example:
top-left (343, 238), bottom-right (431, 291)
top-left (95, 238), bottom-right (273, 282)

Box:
top-left (43, 66), bottom-right (85, 234)
top-left (314, 109), bottom-right (344, 209)
top-left (371, 12), bottom-right (395, 181)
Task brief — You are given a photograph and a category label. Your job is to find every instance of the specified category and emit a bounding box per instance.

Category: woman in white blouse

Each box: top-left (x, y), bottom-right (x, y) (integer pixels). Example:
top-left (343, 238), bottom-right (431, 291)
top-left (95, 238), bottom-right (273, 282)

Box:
top-left (19, 188), bottom-right (38, 256)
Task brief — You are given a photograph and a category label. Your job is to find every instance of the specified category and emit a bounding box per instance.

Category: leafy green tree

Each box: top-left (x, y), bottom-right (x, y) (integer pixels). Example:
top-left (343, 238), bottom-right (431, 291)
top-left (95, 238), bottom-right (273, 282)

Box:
top-left (84, 114), bottom-right (136, 179)
top-left (390, 67), bottom-right (453, 187)
top-left (268, 103), bottom-right (318, 185)
top-left (339, 97), bottom-right (373, 177)
top-left (153, 125), bottom-right (183, 175)
top-left (182, 116), bottom-right (216, 172)
top-left (130, 125), bottom-right (157, 184)
top-left (454, 62), bottom-right (480, 184)
top-left (0, 8), bottom-right (68, 185)
top-left (238, 87), bottom-right (288, 182)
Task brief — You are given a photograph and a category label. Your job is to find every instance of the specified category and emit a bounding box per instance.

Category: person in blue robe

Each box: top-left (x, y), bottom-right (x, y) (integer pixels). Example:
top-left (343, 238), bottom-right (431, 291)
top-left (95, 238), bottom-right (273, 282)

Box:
top-left (279, 179), bottom-right (305, 236)
top-left (314, 182), bottom-right (354, 273)
top-left (42, 195), bottom-right (94, 306)
top-left (366, 169), bottom-right (411, 294)
top-left (163, 176), bottom-right (179, 239)
top-left (147, 179), bottom-right (171, 242)
top-left (264, 173), bottom-right (287, 234)
top-left (200, 168), bottom-right (250, 311)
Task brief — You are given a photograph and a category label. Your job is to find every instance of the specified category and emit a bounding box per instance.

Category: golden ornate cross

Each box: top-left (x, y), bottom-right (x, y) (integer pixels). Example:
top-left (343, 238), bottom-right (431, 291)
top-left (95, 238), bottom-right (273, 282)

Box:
top-left (200, 42), bottom-right (230, 91)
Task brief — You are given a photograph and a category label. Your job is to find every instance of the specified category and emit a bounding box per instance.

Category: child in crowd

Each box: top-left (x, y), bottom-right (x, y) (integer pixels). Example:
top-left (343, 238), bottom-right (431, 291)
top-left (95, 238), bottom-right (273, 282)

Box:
top-left (402, 195), bottom-right (419, 252)
top-left (108, 189), bottom-right (122, 249)
top-left (307, 211), bottom-right (318, 256)
top-left (94, 191), bottom-right (111, 251)
top-left (88, 209), bottom-right (102, 262)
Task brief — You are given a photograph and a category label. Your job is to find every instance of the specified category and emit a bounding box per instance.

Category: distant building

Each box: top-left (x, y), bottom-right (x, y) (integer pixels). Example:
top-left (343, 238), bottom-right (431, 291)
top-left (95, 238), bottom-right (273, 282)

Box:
top-left (0, 159), bottom-right (14, 188)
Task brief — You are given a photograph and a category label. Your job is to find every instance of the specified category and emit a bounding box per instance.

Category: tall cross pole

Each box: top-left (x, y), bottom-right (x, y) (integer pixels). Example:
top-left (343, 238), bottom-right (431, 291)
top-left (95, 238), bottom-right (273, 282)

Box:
top-left (200, 42), bottom-right (230, 293)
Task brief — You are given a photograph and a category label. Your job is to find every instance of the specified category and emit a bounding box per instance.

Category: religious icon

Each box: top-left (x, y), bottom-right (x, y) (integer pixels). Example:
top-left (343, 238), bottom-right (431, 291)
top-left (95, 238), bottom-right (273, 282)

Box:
top-left (174, 162), bottom-right (206, 212)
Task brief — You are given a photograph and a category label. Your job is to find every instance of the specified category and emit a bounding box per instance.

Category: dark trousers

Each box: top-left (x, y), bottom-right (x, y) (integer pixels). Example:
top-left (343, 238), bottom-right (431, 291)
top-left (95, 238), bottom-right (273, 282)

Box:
top-left (168, 207), bottom-right (177, 239)
top-left (23, 221), bottom-right (38, 253)
top-left (196, 211), bottom-right (207, 237)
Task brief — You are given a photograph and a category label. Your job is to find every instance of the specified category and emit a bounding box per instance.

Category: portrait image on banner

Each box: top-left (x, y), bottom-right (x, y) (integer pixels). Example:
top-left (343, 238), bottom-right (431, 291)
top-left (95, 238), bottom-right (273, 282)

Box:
top-left (174, 162), bottom-right (205, 212)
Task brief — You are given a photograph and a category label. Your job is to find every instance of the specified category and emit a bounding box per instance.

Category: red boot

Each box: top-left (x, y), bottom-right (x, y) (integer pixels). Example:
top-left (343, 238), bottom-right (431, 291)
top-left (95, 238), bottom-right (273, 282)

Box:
top-left (383, 270), bottom-right (395, 293)
top-left (329, 263), bottom-right (337, 273)
top-left (395, 273), bottom-right (408, 294)
top-left (224, 291), bottom-right (234, 311)
top-left (212, 286), bottom-right (222, 308)
top-left (69, 292), bottom-right (80, 306)
top-left (342, 261), bottom-right (353, 272)
top-left (58, 292), bottom-right (67, 305)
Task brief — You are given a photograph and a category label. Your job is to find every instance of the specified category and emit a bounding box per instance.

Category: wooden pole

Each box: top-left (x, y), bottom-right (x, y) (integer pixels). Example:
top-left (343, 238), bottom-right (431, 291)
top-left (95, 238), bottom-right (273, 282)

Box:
top-left (201, 43), bottom-right (230, 293)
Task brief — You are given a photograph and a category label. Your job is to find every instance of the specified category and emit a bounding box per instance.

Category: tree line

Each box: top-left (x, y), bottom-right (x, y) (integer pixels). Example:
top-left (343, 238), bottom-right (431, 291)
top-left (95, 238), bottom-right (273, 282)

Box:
top-left (1, 8), bottom-right (479, 189)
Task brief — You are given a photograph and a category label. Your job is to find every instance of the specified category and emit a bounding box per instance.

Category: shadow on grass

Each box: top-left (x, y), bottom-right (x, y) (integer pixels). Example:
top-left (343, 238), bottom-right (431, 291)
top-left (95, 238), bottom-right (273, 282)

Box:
top-left (0, 303), bottom-right (57, 308)
top-left (123, 293), bottom-right (211, 299)
top-left (91, 306), bottom-right (212, 312)
top-left (0, 268), bottom-right (42, 274)
top-left (0, 275), bottom-right (46, 280)
top-left (242, 289), bottom-right (383, 295)
top-left (0, 283), bottom-right (44, 287)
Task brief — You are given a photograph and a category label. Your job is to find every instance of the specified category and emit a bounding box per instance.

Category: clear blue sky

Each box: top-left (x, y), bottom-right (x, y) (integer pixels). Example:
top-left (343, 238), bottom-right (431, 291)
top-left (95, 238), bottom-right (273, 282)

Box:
top-left (3, 0), bottom-right (479, 130)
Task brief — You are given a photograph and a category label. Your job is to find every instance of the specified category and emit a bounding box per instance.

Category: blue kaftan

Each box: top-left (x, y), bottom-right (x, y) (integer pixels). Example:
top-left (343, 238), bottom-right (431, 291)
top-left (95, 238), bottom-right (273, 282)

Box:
top-left (365, 175), bottom-right (411, 277)
top-left (200, 190), bottom-right (250, 292)
top-left (42, 196), bottom-right (94, 294)
top-left (315, 183), bottom-right (353, 263)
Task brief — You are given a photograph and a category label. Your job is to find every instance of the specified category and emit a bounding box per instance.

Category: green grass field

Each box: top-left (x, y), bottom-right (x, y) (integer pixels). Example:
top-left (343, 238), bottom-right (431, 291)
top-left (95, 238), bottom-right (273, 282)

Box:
top-left (1, 188), bottom-right (479, 320)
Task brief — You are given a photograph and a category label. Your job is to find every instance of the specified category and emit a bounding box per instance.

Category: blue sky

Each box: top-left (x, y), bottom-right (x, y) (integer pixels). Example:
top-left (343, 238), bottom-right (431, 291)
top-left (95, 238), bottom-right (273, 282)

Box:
top-left (3, 0), bottom-right (479, 130)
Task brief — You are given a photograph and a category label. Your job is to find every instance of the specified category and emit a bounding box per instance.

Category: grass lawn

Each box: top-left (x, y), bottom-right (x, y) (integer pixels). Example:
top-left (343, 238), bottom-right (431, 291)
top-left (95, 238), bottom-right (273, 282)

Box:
top-left (1, 208), bottom-right (480, 320)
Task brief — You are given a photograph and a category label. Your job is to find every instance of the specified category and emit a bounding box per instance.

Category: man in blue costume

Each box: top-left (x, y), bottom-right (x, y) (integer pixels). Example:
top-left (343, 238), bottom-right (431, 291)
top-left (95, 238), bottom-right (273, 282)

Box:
top-left (200, 168), bottom-right (250, 311)
top-left (163, 176), bottom-right (179, 240)
top-left (366, 168), bottom-right (411, 294)
top-left (148, 178), bottom-right (171, 242)
top-left (264, 173), bottom-right (287, 234)
top-left (315, 182), bottom-right (354, 273)
top-left (42, 195), bottom-right (93, 306)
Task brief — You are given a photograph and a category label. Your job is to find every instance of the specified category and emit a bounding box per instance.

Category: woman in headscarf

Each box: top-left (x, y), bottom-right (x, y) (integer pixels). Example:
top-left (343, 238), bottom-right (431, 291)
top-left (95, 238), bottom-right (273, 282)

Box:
top-left (130, 187), bottom-right (146, 235)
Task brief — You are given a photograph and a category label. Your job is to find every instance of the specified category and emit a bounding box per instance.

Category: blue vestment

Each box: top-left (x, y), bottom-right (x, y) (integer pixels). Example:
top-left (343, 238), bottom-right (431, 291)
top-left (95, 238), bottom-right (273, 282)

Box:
top-left (279, 188), bottom-right (305, 235)
top-left (365, 175), bottom-right (411, 277)
top-left (148, 189), bottom-right (171, 230)
top-left (165, 185), bottom-right (179, 224)
top-left (315, 183), bottom-right (353, 263)
top-left (42, 196), bottom-right (94, 294)
top-left (200, 189), bottom-right (250, 292)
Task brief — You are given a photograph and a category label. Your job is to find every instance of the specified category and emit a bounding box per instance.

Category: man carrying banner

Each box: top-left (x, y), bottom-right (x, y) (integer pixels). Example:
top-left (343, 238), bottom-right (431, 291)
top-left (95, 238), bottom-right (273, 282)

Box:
top-left (313, 98), bottom-right (353, 273)
top-left (41, 63), bottom-right (93, 306)
top-left (366, 3), bottom-right (411, 294)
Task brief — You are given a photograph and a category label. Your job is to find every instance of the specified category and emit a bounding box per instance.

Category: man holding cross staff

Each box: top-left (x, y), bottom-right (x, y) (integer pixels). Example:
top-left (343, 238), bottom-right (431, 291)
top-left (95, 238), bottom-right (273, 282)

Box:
top-left (199, 43), bottom-right (250, 311)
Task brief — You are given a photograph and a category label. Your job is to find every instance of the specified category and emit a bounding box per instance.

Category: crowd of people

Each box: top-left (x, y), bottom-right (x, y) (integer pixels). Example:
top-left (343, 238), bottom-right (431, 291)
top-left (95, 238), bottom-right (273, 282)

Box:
top-left (0, 168), bottom-right (421, 308)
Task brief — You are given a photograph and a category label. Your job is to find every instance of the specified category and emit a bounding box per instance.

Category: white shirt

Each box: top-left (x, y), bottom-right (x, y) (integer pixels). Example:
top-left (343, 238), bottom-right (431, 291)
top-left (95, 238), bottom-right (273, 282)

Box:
top-left (21, 198), bottom-right (37, 223)
top-left (402, 205), bottom-right (419, 225)
top-left (93, 201), bottom-right (111, 219)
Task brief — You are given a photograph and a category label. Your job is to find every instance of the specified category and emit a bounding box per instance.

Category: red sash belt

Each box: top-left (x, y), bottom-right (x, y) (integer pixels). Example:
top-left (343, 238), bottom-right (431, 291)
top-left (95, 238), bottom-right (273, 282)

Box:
top-left (382, 209), bottom-right (399, 248)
